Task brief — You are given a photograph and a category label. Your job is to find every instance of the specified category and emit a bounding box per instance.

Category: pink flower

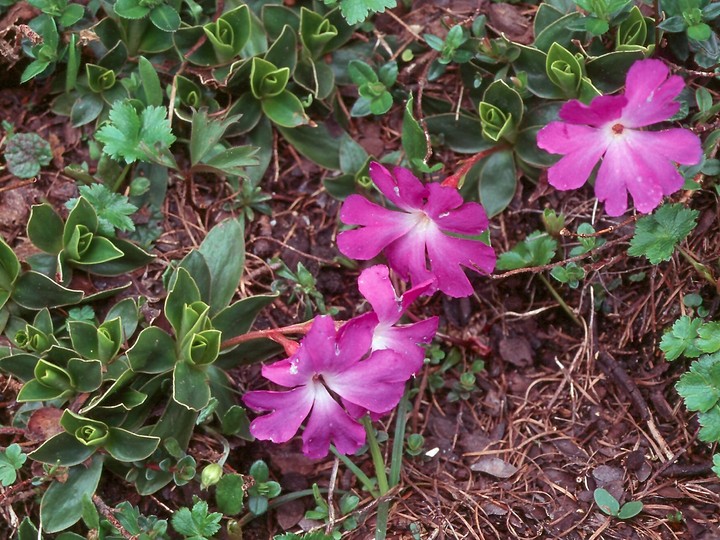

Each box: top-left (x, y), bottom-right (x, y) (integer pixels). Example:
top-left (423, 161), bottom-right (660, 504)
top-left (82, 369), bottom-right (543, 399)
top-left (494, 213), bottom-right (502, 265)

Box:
top-left (337, 163), bottom-right (496, 298)
top-left (340, 265), bottom-right (438, 377)
top-left (536, 59), bottom-right (702, 216)
top-left (242, 316), bottom-right (411, 459)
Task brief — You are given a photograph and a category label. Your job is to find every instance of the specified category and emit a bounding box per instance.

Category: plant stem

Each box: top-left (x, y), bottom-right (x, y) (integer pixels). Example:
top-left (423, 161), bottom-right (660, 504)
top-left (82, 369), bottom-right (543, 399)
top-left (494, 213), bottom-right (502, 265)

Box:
top-left (679, 247), bottom-right (717, 288)
top-left (329, 446), bottom-right (379, 497)
top-left (441, 145), bottom-right (506, 188)
top-left (220, 319), bottom-right (346, 351)
top-left (389, 386), bottom-right (410, 487)
top-left (111, 163), bottom-right (132, 194)
top-left (235, 487), bottom-right (330, 527)
top-left (362, 416), bottom-right (389, 540)
top-left (538, 274), bottom-right (583, 327)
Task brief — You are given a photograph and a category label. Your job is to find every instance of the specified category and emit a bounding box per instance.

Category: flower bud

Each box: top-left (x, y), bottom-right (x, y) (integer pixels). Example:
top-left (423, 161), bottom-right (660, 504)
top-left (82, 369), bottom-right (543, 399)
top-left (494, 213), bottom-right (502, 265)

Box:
top-left (201, 463), bottom-right (224, 489)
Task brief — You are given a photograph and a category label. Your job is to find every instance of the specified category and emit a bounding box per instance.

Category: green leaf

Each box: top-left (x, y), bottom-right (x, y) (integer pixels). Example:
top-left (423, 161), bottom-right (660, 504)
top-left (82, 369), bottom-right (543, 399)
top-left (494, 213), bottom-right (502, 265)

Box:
top-left (173, 361), bottom-right (211, 410)
top-left (172, 501), bottom-right (222, 538)
top-left (0, 443), bottom-right (27, 486)
top-left (104, 427), bottom-right (161, 462)
top-left (27, 203), bottom-right (64, 254)
top-left (698, 322), bottom-right (720, 354)
top-left (687, 22), bottom-right (711, 41)
top-left (40, 455), bottom-right (104, 533)
top-left (96, 101), bottom-right (176, 164)
top-left (348, 59), bottom-right (378, 85)
top-left (149, 4), bottom-right (180, 32)
top-left (712, 453), bottom-right (720, 477)
top-left (402, 95), bottom-right (429, 171)
top-left (138, 56), bottom-right (163, 106)
top-left (698, 404), bottom-right (720, 442)
top-left (618, 500), bottom-right (643, 519)
top-left (276, 123), bottom-right (341, 170)
top-left (660, 316), bottom-right (703, 360)
top-left (261, 91), bottom-right (309, 128)
top-left (593, 488), bottom-right (620, 516)
top-left (497, 231), bottom-right (557, 270)
top-left (628, 204), bottom-right (699, 264)
top-left (468, 149), bottom-right (516, 217)
top-left (4, 133), bottom-right (52, 178)
top-left (338, 0), bottom-right (396, 25)
top-left (165, 267), bottom-right (202, 334)
top-left (676, 353), bottom-right (720, 412)
top-left (66, 184), bottom-right (137, 236)
top-left (198, 218), bottom-right (245, 313)
top-left (216, 473), bottom-right (245, 515)
top-left (13, 271), bottom-right (84, 309)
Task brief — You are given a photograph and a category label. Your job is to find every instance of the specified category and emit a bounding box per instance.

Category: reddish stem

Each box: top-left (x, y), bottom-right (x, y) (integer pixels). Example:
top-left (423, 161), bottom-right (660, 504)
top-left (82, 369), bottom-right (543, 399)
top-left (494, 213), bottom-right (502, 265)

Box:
top-left (219, 319), bottom-right (345, 351)
top-left (441, 145), bottom-right (505, 189)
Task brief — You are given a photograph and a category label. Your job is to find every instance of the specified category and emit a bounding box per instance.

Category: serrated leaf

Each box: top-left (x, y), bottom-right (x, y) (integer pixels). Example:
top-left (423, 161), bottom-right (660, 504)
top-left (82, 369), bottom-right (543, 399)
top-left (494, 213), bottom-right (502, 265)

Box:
top-left (676, 354), bottom-right (720, 412)
top-left (172, 501), bottom-right (222, 539)
top-left (96, 101), bottom-right (176, 164)
top-left (698, 405), bottom-right (720, 443)
top-left (697, 322), bottom-right (720, 354)
top-left (338, 0), bottom-right (396, 25)
top-left (497, 231), bottom-right (557, 270)
top-left (628, 204), bottom-right (699, 264)
top-left (660, 316), bottom-right (703, 360)
top-left (65, 184), bottom-right (138, 236)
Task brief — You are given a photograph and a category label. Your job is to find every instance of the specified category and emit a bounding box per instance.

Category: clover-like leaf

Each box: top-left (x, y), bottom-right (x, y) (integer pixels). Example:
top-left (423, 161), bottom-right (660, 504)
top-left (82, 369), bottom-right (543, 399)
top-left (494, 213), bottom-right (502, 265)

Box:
top-left (0, 444), bottom-right (27, 486)
top-left (660, 316), bottom-right (703, 361)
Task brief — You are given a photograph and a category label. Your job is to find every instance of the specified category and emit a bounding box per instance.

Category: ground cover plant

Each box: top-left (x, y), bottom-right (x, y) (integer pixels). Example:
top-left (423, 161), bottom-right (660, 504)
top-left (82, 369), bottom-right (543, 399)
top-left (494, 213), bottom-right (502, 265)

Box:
top-left (0, 0), bottom-right (719, 537)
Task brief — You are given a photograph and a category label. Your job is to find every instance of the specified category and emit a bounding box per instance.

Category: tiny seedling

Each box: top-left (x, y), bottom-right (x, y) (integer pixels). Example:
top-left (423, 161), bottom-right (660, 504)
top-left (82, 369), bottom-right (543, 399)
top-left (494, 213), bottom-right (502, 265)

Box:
top-left (593, 488), bottom-right (643, 520)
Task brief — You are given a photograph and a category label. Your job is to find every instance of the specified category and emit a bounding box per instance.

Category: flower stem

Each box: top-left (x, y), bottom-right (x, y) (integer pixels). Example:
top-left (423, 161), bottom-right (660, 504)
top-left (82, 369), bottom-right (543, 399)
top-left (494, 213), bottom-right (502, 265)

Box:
top-left (537, 274), bottom-right (583, 327)
top-left (329, 445), bottom-right (379, 497)
top-left (220, 319), bottom-right (345, 351)
top-left (362, 416), bottom-right (390, 540)
top-left (441, 145), bottom-right (506, 189)
top-left (389, 386), bottom-right (410, 487)
top-left (678, 247), bottom-right (717, 289)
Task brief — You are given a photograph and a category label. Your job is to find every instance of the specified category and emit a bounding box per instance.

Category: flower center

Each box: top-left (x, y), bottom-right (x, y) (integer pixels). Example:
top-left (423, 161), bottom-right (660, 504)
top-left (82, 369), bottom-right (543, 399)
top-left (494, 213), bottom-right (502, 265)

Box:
top-left (611, 123), bottom-right (624, 134)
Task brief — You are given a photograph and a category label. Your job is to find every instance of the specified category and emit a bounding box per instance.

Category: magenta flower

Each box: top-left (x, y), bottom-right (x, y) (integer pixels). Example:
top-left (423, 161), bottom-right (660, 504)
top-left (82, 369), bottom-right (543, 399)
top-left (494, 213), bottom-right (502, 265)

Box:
top-left (337, 163), bottom-right (496, 298)
top-left (242, 315), bottom-right (411, 459)
top-left (536, 59), bottom-right (702, 216)
top-left (340, 265), bottom-right (438, 377)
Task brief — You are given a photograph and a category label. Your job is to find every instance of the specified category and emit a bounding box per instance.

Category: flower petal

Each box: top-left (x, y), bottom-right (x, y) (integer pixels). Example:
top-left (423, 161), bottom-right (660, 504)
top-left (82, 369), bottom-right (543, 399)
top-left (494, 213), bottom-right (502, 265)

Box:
top-left (383, 229), bottom-right (435, 287)
top-left (425, 183), bottom-right (489, 235)
top-left (558, 95), bottom-right (626, 126)
top-left (369, 162), bottom-right (426, 211)
top-left (340, 195), bottom-right (404, 226)
top-left (243, 386), bottom-right (314, 444)
top-left (537, 122), bottom-right (606, 155)
top-left (324, 349), bottom-right (409, 413)
top-left (372, 317), bottom-right (439, 375)
top-left (620, 59), bottom-right (684, 128)
top-left (357, 265), bottom-right (404, 324)
top-left (302, 384), bottom-right (366, 458)
top-left (628, 128), bottom-right (703, 166)
top-left (595, 139), bottom-right (663, 216)
top-left (425, 231), bottom-right (495, 297)
top-left (334, 312), bottom-right (375, 368)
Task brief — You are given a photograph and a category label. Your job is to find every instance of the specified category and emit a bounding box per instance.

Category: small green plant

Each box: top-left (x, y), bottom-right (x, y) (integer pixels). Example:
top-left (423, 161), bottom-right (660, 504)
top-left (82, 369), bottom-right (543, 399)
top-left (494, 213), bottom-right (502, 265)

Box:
top-left (448, 360), bottom-right (485, 402)
top-left (272, 261), bottom-right (338, 319)
top-left (171, 500), bottom-right (222, 540)
top-left (628, 204), bottom-right (699, 264)
top-left (305, 483), bottom-right (360, 537)
top-left (246, 460), bottom-right (281, 515)
top-left (424, 25), bottom-right (474, 66)
top-left (497, 232), bottom-right (557, 270)
top-left (3, 129), bottom-right (53, 178)
top-left (405, 433), bottom-right (425, 457)
top-left (593, 488), bottom-right (643, 519)
top-left (550, 262), bottom-right (586, 288)
top-left (65, 184), bottom-right (138, 236)
top-left (0, 443), bottom-right (27, 486)
top-left (348, 60), bottom-right (398, 116)
top-left (571, 0), bottom-right (633, 35)
top-left (323, 0), bottom-right (396, 25)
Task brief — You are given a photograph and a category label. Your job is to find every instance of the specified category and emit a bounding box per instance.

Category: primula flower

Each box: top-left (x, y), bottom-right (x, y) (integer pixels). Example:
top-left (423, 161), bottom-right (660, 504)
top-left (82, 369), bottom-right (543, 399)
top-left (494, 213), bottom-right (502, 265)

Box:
top-left (337, 163), bottom-right (496, 298)
top-left (242, 316), bottom-right (412, 459)
top-left (340, 265), bottom-right (438, 377)
top-left (536, 59), bottom-right (702, 216)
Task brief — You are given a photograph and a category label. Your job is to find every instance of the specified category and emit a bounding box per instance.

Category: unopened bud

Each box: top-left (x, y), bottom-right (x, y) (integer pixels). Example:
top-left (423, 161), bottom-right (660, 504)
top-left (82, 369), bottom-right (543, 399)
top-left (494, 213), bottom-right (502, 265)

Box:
top-left (200, 463), bottom-right (223, 489)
